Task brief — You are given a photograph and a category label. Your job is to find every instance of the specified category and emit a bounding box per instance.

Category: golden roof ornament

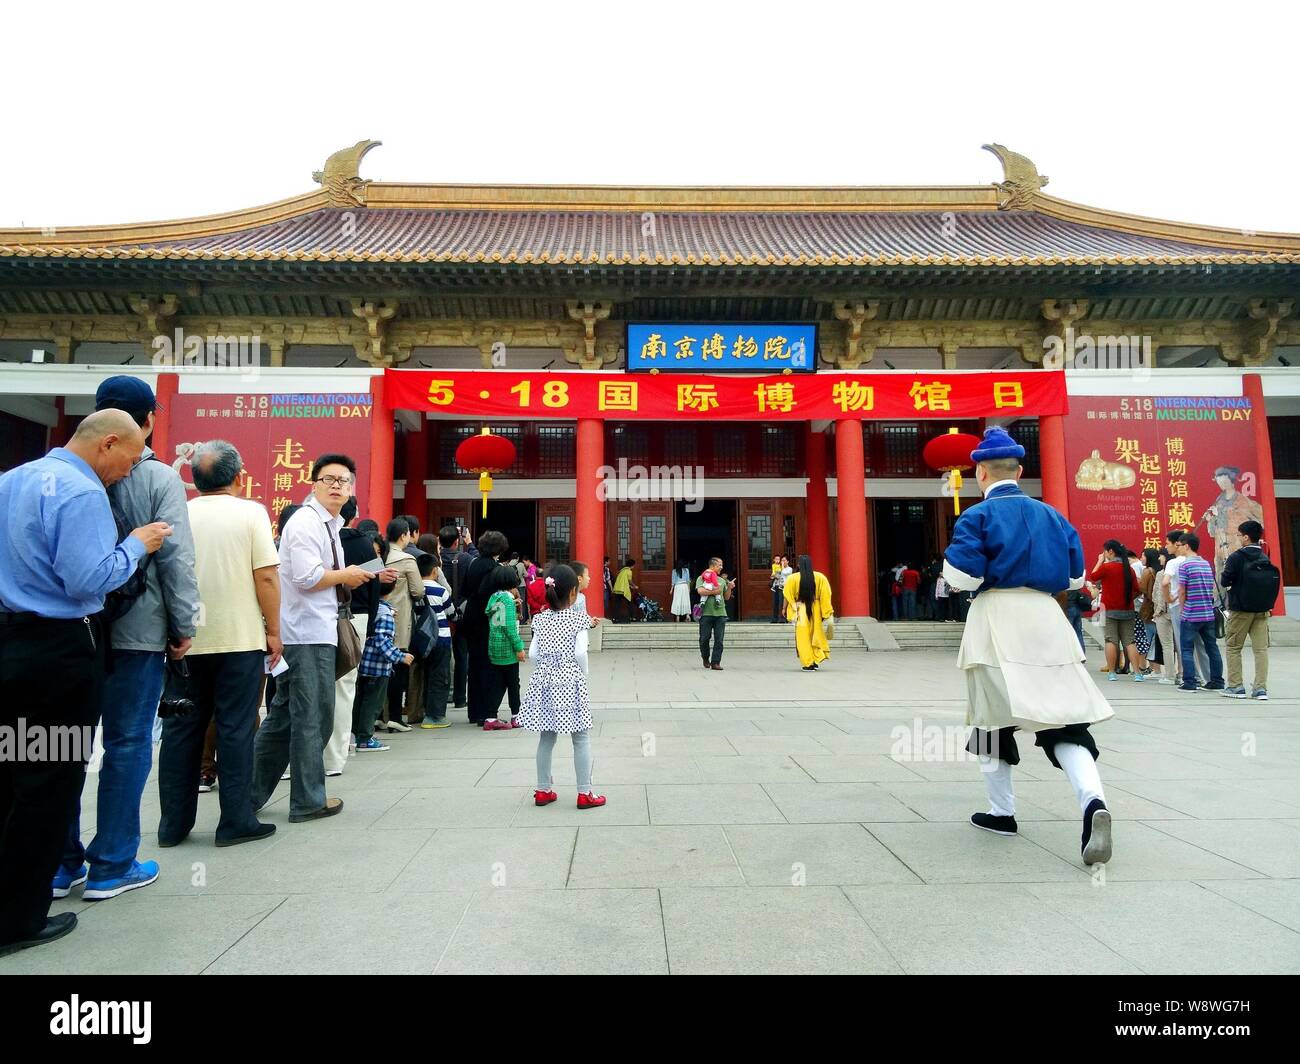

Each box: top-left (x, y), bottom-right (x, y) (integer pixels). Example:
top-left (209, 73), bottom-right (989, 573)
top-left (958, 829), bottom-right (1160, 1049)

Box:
top-left (313, 139), bottom-right (382, 208)
top-left (982, 143), bottom-right (1048, 210)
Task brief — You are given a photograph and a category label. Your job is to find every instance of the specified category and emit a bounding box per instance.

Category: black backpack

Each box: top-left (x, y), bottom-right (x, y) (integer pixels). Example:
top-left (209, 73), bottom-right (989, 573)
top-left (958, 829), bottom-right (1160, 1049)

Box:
top-left (102, 456), bottom-right (159, 623)
top-left (1234, 549), bottom-right (1281, 613)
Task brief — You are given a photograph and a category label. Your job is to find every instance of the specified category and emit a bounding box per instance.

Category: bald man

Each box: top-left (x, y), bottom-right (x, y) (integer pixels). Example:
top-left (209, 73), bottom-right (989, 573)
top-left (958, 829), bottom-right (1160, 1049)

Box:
top-left (0, 408), bottom-right (171, 957)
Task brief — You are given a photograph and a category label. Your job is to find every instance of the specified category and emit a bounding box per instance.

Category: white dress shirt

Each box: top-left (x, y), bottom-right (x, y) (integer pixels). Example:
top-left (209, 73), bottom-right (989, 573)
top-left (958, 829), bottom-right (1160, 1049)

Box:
top-left (278, 494), bottom-right (345, 646)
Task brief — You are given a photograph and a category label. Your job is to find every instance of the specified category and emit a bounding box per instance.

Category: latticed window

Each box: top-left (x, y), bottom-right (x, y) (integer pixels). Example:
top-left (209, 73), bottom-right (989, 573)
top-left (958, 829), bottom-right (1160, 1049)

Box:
top-left (538, 424), bottom-right (575, 475)
top-left (714, 428), bottom-right (747, 474)
top-left (642, 515), bottom-right (666, 570)
top-left (1007, 421), bottom-right (1041, 477)
top-left (617, 515), bottom-right (630, 563)
top-left (438, 425), bottom-right (479, 476)
top-left (611, 426), bottom-right (649, 466)
top-left (664, 426), bottom-right (698, 467)
top-left (747, 515), bottom-right (772, 567)
top-left (881, 424), bottom-right (921, 475)
top-left (783, 515), bottom-right (796, 559)
top-left (760, 425), bottom-right (798, 476)
top-left (545, 515), bottom-right (571, 564)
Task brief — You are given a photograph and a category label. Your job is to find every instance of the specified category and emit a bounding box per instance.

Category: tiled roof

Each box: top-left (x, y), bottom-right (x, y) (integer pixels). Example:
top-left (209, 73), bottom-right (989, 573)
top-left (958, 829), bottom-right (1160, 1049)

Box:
top-left (3, 207), bottom-right (1298, 266)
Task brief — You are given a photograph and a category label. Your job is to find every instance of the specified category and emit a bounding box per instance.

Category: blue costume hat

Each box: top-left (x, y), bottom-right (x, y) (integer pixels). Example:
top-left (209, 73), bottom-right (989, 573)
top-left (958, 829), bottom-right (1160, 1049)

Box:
top-left (970, 426), bottom-right (1025, 463)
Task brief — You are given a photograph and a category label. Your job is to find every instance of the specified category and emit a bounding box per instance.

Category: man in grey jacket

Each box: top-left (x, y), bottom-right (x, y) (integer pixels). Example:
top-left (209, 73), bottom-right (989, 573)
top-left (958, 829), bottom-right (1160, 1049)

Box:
top-left (56, 376), bottom-right (199, 902)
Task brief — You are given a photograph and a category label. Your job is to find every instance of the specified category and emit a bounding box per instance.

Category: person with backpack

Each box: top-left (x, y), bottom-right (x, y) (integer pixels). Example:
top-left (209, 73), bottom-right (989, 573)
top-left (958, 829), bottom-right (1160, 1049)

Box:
top-left (1219, 519), bottom-right (1276, 700)
top-left (60, 376), bottom-right (199, 903)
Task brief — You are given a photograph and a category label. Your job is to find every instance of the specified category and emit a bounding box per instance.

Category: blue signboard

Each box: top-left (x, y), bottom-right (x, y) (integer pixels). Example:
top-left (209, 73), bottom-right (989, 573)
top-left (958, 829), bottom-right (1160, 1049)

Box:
top-left (626, 322), bottom-right (818, 372)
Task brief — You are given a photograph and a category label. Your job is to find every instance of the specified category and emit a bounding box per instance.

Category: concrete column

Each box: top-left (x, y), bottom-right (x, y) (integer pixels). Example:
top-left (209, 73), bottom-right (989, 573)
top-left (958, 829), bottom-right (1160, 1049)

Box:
top-left (1039, 413), bottom-right (1069, 519)
top-left (575, 417), bottom-right (605, 619)
top-left (1243, 373), bottom-right (1285, 615)
top-left (368, 374), bottom-right (395, 527)
top-left (804, 423), bottom-right (831, 574)
top-left (834, 419), bottom-right (871, 618)
top-left (152, 372), bottom-right (180, 464)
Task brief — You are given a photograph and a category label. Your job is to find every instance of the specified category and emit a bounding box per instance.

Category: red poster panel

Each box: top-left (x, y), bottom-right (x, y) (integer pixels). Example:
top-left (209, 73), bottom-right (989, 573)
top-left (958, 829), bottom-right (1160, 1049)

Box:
top-left (384, 369), bottom-right (1067, 421)
top-left (166, 392), bottom-right (373, 524)
top-left (1063, 395), bottom-right (1263, 579)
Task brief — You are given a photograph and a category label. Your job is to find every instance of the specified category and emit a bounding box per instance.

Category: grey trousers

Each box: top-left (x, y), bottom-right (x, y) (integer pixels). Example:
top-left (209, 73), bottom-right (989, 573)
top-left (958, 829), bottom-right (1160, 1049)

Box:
top-left (250, 643), bottom-right (335, 818)
top-left (1169, 603), bottom-right (1210, 680)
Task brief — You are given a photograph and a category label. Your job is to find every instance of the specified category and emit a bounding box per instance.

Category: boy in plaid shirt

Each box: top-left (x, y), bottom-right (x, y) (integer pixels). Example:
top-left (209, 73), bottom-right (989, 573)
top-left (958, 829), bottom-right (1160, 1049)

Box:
top-left (353, 599), bottom-right (411, 751)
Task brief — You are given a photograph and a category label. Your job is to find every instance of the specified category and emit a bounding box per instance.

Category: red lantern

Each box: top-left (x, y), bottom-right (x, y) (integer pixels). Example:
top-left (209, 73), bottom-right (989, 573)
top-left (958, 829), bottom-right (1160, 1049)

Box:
top-left (455, 427), bottom-right (517, 517)
top-left (922, 428), bottom-right (982, 514)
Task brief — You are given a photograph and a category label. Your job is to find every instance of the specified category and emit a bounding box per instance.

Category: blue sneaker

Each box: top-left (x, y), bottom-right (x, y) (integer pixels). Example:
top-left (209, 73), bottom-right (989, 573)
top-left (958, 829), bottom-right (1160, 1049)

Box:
top-left (83, 860), bottom-right (159, 901)
top-left (51, 864), bottom-right (88, 899)
top-left (1220, 686), bottom-right (1248, 699)
top-left (1253, 688), bottom-right (1269, 701)
top-left (355, 737), bottom-right (390, 751)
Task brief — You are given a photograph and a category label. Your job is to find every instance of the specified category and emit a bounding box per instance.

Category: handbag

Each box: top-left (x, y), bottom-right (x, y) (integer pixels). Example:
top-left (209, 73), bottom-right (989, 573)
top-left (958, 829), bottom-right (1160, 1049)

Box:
top-left (821, 615), bottom-right (835, 641)
top-left (409, 597), bottom-right (437, 660)
top-left (158, 657), bottom-right (197, 719)
top-left (321, 514), bottom-right (362, 679)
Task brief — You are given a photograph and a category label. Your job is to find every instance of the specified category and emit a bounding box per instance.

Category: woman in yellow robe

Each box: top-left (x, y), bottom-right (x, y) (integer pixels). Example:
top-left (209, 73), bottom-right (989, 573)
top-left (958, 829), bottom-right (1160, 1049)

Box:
top-left (783, 555), bottom-right (834, 669)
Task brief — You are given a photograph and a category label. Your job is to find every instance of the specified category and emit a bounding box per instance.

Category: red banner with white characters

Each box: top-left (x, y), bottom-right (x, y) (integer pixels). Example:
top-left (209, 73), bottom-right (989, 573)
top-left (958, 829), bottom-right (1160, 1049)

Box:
top-left (1062, 394), bottom-right (1263, 580)
top-left (165, 392), bottom-right (373, 524)
top-left (384, 369), bottom-right (1068, 421)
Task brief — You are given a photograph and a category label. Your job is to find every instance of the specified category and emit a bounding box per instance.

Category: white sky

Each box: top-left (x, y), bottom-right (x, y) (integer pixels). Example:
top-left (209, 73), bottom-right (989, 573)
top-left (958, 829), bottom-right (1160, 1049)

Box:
top-left (3, 0), bottom-right (1297, 234)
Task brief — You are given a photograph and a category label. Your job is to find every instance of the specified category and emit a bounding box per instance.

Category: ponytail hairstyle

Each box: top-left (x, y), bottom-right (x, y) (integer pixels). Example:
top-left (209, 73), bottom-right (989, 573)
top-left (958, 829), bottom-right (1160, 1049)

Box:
top-left (1103, 539), bottom-right (1135, 603)
top-left (796, 553), bottom-right (815, 621)
top-left (543, 563), bottom-right (579, 611)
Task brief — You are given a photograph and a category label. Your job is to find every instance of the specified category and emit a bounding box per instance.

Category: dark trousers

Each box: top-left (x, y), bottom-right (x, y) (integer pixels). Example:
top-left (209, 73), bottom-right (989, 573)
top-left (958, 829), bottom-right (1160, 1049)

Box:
top-left (466, 630), bottom-right (490, 723)
top-left (0, 615), bottom-right (104, 945)
top-left (482, 661), bottom-right (521, 720)
top-left (352, 675), bottom-right (389, 742)
top-left (157, 650), bottom-right (264, 845)
top-left (771, 588), bottom-right (784, 622)
top-left (451, 628), bottom-right (469, 707)
top-left (699, 614), bottom-right (726, 665)
top-left (423, 643), bottom-right (452, 721)
top-left (385, 660), bottom-right (409, 723)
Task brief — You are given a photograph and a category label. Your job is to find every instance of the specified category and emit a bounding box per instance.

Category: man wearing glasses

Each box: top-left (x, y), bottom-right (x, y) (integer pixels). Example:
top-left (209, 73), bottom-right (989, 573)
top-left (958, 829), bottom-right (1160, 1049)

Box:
top-left (249, 454), bottom-right (388, 823)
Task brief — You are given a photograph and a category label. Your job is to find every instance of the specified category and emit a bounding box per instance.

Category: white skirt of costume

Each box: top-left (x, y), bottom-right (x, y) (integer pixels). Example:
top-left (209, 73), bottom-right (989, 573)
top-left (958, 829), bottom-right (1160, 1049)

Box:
top-left (958, 587), bottom-right (1114, 733)
top-left (670, 583), bottom-right (692, 617)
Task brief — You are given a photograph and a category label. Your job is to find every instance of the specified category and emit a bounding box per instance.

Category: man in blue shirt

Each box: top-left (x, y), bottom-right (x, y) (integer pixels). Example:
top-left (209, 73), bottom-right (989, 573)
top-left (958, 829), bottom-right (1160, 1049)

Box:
top-left (943, 427), bottom-right (1116, 867)
top-left (0, 408), bottom-right (172, 958)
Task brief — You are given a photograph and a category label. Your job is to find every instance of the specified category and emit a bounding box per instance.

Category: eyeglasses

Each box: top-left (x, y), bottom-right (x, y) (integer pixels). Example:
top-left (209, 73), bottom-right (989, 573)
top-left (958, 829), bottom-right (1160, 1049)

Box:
top-left (315, 475), bottom-right (354, 488)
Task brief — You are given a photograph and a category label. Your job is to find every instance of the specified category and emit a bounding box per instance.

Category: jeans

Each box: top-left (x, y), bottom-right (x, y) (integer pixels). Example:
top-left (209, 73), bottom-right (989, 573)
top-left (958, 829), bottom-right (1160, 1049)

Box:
top-left (1179, 618), bottom-right (1224, 687)
top-left (699, 614), bottom-right (726, 665)
top-left (902, 589), bottom-right (917, 620)
top-left (1169, 603), bottom-right (1210, 681)
top-left (352, 675), bottom-right (389, 742)
top-left (1066, 606), bottom-right (1085, 651)
top-left (890, 592), bottom-right (901, 620)
top-left (483, 661), bottom-right (521, 720)
top-left (157, 650), bottom-right (264, 845)
top-left (250, 643), bottom-right (335, 818)
top-left (423, 642), bottom-right (452, 721)
top-left (536, 729), bottom-right (593, 791)
top-left (63, 649), bottom-right (166, 881)
top-left (771, 588), bottom-right (784, 622)
top-left (0, 615), bottom-right (105, 946)
top-left (451, 628), bottom-right (469, 707)
top-left (1225, 611), bottom-right (1269, 690)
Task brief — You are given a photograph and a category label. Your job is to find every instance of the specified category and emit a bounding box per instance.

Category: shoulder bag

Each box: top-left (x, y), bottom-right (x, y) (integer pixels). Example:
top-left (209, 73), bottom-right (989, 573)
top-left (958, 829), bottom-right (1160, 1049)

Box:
top-left (320, 513), bottom-right (362, 679)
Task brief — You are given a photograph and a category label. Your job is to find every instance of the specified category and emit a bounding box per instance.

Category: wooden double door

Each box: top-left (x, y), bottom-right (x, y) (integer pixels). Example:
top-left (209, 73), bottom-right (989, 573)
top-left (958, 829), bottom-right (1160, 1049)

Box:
top-left (608, 498), bottom-right (805, 619)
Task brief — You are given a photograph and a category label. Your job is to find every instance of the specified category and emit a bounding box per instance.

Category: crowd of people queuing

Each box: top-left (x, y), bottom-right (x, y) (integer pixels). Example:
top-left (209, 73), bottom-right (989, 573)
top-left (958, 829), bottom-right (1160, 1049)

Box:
top-left (0, 376), bottom-right (607, 959)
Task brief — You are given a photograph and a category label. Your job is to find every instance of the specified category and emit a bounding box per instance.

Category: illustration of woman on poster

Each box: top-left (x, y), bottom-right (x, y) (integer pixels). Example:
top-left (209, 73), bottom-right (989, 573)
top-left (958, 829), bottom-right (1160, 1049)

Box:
top-left (1202, 465), bottom-right (1263, 580)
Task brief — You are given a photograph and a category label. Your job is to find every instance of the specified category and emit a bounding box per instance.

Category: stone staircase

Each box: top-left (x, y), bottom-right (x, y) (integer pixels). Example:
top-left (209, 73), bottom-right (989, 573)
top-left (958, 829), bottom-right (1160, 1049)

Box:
top-left (882, 621), bottom-right (966, 650)
top-left (599, 620), bottom-right (866, 651)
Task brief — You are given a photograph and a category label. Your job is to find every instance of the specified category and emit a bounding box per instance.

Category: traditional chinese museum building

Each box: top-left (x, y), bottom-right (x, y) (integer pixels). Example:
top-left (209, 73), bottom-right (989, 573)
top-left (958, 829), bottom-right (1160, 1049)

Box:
top-left (2, 142), bottom-right (1298, 619)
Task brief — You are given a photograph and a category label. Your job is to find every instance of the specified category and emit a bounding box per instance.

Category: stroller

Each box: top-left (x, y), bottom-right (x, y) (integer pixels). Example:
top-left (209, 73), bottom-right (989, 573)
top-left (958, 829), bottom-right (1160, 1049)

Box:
top-left (635, 592), bottom-right (664, 622)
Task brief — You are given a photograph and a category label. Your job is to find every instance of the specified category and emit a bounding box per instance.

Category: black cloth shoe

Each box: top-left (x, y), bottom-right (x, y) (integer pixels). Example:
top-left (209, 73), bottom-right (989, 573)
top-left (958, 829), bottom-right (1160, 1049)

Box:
top-left (215, 822), bottom-right (277, 848)
top-left (1081, 798), bottom-right (1113, 865)
top-left (0, 913), bottom-right (77, 957)
top-left (970, 812), bottom-right (1018, 836)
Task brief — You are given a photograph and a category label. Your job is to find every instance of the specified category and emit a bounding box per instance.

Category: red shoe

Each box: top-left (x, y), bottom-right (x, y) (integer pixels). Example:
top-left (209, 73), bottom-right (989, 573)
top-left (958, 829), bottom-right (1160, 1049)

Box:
top-left (534, 789), bottom-right (558, 806)
top-left (509, 717), bottom-right (522, 729)
top-left (483, 719), bottom-right (511, 731)
top-left (576, 792), bottom-right (607, 810)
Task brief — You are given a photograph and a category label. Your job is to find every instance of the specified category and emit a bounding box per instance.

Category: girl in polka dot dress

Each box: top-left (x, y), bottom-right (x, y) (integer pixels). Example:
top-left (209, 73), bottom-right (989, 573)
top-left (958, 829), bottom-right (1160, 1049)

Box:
top-left (518, 564), bottom-right (606, 810)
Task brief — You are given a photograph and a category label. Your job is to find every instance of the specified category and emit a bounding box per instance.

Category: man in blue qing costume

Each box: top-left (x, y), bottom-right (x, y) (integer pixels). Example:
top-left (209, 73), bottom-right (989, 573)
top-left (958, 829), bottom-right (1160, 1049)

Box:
top-left (943, 427), bottom-right (1115, 865)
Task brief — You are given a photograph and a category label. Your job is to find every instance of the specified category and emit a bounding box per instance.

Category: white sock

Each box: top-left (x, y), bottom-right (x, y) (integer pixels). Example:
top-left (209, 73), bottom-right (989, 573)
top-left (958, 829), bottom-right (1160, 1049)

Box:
top-left (979, 756), bottom-right (1015, 817)
top-left (1054, 742), bottom-right (1104, 814)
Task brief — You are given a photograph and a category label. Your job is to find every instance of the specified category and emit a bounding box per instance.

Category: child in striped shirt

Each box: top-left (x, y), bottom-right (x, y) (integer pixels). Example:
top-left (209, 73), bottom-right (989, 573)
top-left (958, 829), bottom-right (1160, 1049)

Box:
top-left (417, 553), bottom-right (455, 728)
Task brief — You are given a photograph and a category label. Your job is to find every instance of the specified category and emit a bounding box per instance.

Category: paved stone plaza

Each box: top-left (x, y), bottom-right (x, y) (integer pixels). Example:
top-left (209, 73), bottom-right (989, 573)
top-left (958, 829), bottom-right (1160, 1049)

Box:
top-left (12, 639), bottom-right (1300, 975)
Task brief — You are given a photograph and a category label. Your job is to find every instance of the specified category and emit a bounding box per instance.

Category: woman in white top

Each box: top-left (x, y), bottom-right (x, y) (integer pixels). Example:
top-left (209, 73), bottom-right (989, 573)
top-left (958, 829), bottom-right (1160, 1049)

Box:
top-left (670, 560), bottom-right (692, 621)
